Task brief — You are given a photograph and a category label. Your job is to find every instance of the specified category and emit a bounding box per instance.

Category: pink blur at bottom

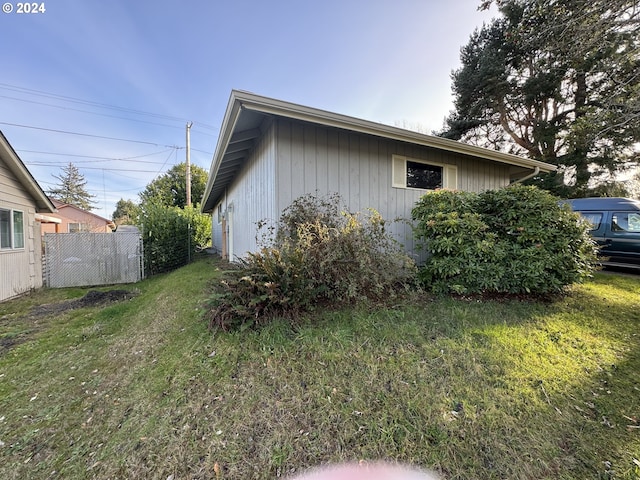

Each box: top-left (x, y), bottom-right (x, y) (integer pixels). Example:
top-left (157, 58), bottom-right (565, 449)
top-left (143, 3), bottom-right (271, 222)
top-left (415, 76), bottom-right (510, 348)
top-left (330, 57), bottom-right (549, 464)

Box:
top-left (289, 462), bottom-right (440, 480)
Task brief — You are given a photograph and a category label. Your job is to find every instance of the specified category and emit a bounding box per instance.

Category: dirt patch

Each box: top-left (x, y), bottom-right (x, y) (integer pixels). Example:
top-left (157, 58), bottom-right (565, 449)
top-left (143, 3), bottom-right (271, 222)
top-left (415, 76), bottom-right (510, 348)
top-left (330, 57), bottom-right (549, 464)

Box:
top-left (28, 289), bottom-right (138, 318)
top-left (0, 289), bottom-right (138, 355)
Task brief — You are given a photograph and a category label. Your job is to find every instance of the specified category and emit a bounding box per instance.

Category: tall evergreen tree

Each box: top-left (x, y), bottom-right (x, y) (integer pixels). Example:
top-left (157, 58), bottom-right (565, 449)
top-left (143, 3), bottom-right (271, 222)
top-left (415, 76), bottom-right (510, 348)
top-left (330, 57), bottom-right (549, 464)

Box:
top-left (442, 0), bottom-right (639, 196)
top-left (48, 162), bottom-right (97, 211)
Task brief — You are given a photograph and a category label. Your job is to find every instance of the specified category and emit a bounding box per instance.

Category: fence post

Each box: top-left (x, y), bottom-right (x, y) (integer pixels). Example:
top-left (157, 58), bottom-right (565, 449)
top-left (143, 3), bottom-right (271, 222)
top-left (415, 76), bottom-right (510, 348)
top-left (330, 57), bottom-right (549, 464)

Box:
top-left (187, 223), bottom-right (192, 264)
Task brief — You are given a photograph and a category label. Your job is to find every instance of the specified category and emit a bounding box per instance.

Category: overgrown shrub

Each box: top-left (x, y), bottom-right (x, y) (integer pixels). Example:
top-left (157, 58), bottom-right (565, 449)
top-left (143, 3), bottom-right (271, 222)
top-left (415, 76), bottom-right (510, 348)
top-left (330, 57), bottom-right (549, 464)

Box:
top-left (181, 204), bottom-right (212, 249)
top-left (140, 202), bottom-right (211, 275)
top-left (206, 193), bottom-right (416, 330)
top-left (412, 185), bottom-right (598, 295)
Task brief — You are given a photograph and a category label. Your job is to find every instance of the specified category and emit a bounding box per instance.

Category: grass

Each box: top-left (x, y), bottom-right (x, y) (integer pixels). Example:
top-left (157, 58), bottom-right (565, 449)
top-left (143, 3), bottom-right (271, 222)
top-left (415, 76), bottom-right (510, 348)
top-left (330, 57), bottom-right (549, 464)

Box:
top-left (0, 256), bottom-right (639, 479)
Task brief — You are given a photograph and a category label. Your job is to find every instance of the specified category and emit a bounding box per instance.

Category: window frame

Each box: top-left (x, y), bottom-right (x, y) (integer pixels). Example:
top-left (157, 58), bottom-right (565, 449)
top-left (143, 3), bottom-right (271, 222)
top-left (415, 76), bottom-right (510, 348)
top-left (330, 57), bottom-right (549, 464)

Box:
top-left (217, 204), bottom-right (224, 225)
top-left (612, 212), bottom-right (640, 233)
top-left (0, 208), bottom-right (25, 250)
top-left (392, 154), bottom-right (457, 191)
top-left (67, 222), bottom-right (91, 233)
top-left (579, 212), bottom-right (603, 231)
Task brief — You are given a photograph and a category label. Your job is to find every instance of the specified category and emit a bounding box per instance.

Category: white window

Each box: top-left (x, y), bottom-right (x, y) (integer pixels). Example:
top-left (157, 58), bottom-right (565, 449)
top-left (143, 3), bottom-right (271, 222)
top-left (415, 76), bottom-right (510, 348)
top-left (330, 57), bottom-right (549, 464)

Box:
top-left (392, 155), bottom-right (457, 190)
top-left (217, 204), bottom-right (224, 224)
top-left (0, 208), bottom-right (25, 249)
top-left (68, 222), bottom-right (89, 233)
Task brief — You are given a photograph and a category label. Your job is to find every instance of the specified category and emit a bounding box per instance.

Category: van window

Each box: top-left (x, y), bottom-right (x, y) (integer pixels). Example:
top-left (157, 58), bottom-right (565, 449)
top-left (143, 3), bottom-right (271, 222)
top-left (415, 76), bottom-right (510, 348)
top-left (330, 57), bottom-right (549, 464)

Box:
top-left (612, 212), bottom-right (640, 233)
top-left (580, 212), bottom-right (603, 231)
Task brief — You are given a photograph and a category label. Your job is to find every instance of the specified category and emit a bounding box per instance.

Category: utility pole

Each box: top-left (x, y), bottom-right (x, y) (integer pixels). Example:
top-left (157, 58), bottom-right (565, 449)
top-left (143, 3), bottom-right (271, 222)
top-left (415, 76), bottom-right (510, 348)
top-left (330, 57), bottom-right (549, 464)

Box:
top-left (186, 122), bottom-right (193, 207)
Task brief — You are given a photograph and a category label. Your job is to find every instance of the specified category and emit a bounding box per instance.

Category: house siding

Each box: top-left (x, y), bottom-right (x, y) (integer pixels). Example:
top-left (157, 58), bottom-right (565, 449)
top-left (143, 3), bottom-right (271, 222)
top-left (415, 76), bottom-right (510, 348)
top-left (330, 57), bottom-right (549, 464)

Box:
top-left (273, 118), bottom-right (511, 258)
top-left (211, 122), bottom-right (278, 259)
top-left (41, 201), bottom-right (112, 234)
top-left (0, 159), bottom-right (43, 302)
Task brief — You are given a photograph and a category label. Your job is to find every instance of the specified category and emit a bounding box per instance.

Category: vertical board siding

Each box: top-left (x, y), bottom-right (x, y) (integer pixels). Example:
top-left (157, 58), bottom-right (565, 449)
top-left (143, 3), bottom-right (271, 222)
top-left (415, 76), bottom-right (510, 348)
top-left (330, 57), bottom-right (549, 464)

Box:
top-left (273, 118), bottom-right (512, 258)
top-left (211, 211), bottom-right (223, 256)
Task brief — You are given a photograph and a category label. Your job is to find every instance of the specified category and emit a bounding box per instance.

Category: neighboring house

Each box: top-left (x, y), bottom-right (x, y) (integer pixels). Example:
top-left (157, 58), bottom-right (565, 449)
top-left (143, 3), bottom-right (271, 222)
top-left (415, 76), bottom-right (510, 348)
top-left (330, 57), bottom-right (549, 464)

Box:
top-left (41, 199), bottom-right (115, 234)
top-left (0, 131), bottom-right (58, 302)
top-left (201, 90), bottom-right (557, 261)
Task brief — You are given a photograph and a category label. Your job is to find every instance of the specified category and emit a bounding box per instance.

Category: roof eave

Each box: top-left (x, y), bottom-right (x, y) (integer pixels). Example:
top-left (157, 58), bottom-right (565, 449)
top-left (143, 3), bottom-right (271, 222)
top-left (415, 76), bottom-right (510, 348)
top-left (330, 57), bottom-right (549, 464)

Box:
top-left (235, 91), bottom-right (557, 173)
top-left (0, 131), bottom-right (56, 213)
top-left (201, 92), bottom-right (245, 213)
top-left (201, 90), bottom-right (558, 212)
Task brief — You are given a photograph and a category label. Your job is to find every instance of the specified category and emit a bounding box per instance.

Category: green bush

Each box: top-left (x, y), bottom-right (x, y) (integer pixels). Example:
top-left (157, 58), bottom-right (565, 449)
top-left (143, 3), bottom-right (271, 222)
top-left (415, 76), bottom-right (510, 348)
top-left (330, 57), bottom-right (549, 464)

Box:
top-left (181, 204), bottom-right (212, 249)
top-left (140, 202), bottom-right (211, 276)
top-left (412, 185), bottom-right (598, 295)
top-left (206, 193), bottom-right (416, 330)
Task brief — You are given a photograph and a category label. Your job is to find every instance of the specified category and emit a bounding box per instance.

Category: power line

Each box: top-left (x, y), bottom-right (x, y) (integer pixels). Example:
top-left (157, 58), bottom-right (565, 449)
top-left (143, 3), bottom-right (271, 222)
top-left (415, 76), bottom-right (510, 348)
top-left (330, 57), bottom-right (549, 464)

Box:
top-left (16, 148), bottom-right (176, 164)
top-left (0, 94), bottom-right (217, 136)
top-left (37, 176), bottom-right (148, 194)
top-left (0, 121), bottom-right (184, 148)
top-left (0, 82), bottom-right (219, 131)
top-left (148, 149), bottom-right (177, 183)
top-left (28, 163), bottom-right (164, 173)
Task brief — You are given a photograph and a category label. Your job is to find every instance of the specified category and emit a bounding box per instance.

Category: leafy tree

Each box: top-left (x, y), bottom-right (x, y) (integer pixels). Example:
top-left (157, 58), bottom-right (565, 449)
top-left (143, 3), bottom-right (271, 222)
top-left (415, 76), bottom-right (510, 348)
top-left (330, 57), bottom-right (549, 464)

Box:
top-left (628, 170), bottom-right (640, 199)
top-left (139, 162), bottom-right (208, 209)
top-left (112, 198), bottom-right (141, 225)
top-left (48, 162), bottom-right (96, 210)
top-left (442, 0), bottom-right (639, 196)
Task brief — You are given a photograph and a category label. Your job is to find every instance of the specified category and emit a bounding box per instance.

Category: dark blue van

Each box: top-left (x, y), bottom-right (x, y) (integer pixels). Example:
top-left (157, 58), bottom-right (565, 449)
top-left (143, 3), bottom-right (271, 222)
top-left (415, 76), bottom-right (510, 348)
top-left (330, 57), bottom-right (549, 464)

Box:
top-left (565, 197), bottom-right (640, 269)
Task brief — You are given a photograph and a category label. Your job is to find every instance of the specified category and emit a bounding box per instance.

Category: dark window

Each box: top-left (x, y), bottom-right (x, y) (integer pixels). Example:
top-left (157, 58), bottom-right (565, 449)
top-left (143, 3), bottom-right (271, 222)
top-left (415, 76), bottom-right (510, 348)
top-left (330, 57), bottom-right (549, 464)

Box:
top-left (580, 213), bottom-right (602, 231)
top-left (406, 161), bottom-right (442, 190)
top-left (612, 212), bottom-right (640, 233)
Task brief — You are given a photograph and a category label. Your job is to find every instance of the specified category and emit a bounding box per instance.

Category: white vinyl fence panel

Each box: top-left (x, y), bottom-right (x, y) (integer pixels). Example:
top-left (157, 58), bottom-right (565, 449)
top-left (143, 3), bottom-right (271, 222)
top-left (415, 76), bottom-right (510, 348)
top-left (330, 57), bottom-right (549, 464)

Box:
top-left (44, 232), bottom-right (143, 288)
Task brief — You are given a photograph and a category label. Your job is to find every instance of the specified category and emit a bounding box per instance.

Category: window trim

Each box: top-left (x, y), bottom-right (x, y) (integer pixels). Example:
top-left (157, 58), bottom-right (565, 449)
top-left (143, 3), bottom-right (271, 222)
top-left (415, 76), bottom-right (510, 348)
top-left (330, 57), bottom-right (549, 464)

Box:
top-left (392, 154), bottom-right (457, 191)
top-left (0, 208), bottom-right (25, 250)
top-left (579, 212), bottom-right (603, 231)
top-left (217, 204), bottom-right (224, 225)
top-left (612, 212), bottom-right (640, 233)
top-left (68, 222), bottom-right (90, 233)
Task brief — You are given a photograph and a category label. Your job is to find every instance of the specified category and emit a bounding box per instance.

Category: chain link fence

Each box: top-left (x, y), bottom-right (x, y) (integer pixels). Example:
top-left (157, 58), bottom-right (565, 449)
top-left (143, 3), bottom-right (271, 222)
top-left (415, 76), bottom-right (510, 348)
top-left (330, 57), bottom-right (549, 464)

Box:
top-left (142, 223), bottom-right (197, 277)
top-left (43, 232), bottom-right (144, 288)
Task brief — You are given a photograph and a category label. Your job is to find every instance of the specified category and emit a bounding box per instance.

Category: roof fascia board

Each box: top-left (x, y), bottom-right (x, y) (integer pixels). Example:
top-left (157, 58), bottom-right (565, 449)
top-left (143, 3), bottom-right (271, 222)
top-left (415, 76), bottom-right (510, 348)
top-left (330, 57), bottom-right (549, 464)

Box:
top-left (201, 90), bottom-right (558, 213)
top-left (0, 131), bottom-right (56, 213)
top-left (201, 92), bottom-right (246, 211)
top-left (235, 90), bottom-right (557, 173)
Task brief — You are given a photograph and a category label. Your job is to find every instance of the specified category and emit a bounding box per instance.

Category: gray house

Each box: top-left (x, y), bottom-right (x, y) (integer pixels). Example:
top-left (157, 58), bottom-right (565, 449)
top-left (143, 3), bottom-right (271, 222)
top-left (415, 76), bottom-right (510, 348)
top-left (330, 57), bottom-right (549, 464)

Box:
top-left (201, 90), bottom-right (556, 260)
top-left (0, 131), bottom-right (57, 302)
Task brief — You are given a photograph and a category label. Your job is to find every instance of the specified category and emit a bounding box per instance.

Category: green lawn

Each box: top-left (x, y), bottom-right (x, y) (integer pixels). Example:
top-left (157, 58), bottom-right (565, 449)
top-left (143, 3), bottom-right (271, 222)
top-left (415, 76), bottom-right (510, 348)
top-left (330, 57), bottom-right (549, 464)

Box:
top-left (0, 256), bottom-right (638, 479)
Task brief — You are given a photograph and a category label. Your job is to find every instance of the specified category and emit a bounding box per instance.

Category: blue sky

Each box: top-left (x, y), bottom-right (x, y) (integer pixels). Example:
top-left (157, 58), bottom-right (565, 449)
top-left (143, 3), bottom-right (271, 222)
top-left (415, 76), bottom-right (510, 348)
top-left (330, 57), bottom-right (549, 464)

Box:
top-left (1, 0), bottom-right (494, 219)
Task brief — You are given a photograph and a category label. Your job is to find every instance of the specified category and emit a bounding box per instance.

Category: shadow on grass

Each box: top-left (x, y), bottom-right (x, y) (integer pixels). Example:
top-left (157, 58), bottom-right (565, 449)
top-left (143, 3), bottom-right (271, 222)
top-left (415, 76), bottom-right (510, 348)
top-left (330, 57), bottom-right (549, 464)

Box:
top-left (212, 274), bottom-right (640, 479)
top-left (0, 260), bottom-right (637, 480)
